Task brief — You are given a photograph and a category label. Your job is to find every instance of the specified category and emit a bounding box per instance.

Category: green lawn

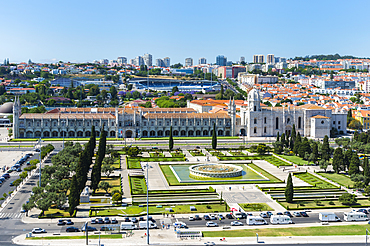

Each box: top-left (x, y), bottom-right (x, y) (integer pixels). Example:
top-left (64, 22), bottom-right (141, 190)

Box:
top-left (203, 224), bottom-right (370, 237)
top-left (279, 199), bottom-right (370, 210)
top-left (39, 208), bottom-right (71, 219)
top-left (112, 158), bottom-right (120, 169)
top-left (277, 154), bottom-right (307, 165)
top-left (239, 203), bottom-right (274, 211)
top-left (94, 176), bottom-right (121, 195)
top-left (229, 151), bottom-right (245, 156)
top-left (262, 155), bottom-right (292, 167)
top-left (189, 150), bottom-right (205, 156)
top-left (317, 172), bottom-right (355, 188)
top-left (209, 151), bottom-right (225, 156)
top-left (170, 152), bottom-right (185, 158)
top-left (129, 176), bottom-right (147, 195)
top-left (149, 152), bottom-right (164, 158)
top-left (218, 156), bottom-right (259, 161)
top-left (134, 157), bottom-right (185, 162)
top-left (93, 203), bottom-right (229, 217)
top-left (294, 172), bottom-right (338, 189)
top-left (160, 163), bottom-right (282, 185)
top-left (126, 158), bottom-right (142, 169)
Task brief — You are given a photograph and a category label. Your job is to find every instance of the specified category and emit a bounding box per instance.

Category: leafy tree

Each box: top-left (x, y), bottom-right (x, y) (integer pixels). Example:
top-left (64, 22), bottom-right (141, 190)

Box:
top-left (285, 173), bottom-right (294, 203)
top-left (112, 192), bottom-right (122, 204)
top-left (319, 159), bottom-right (329, 172)
top-left (349, 154), bottom-right (360, 176)
top-left (68, 175), bottom-right (79, 215)
top-left (298, 139), bottom-right (310, 158)
top-left (311, 142), bottom-right (318, 164)
top-left (344, 149), bottom-right (353, 171)
top-left (127, 146), bottom-right (141, 157)
top-left (332, 148), bottom-right (344, 173)
top-left (212, 123), bottom-right (217, 149)
top-left (321, 135), bottom-right (330, 161)
top-left (276, 132), bottom-right (280, 142)
top-left (339, 193), bottom-right (357, 205)
top-left (98, 181), bottom-right (112, 194)
top-left (256, 144), bottom-right (268, 155)
top-left (169, 126), bottom-right (174, 151)
top-left (19, 171), bottom-right (28, 180)
top-left (273, 141), bottom-right (284, 154)
top-left (363, 157), bottom-right (370, 185)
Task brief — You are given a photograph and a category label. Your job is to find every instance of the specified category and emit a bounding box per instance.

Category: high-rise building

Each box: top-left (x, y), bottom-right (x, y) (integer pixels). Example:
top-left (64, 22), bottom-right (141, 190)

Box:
top-left (163, 57), bottom-right (170, 67)
top-left (240, 57), bottom-right (245, 63)
top-left (216, 55), bottom-right (227, 66)
top-left (135, 56), bottom-right (144, 66)
top-left (100, 59), bottom-right (109, 64)
top-left (253, 55), bottom-right (264, 63)
top-left (143, 53), bottom-right (152, 67)
top-left (129, 59), bottom-right (135, 65)
top-left (227, 61), bottom-right (233, 66)
top-left (267, 54), bottom-right (275, 64)
top-left (117, 57), bottom-right (127, 64)
top-left (156, 59), bottom-right (164, 67)
top-left (185, 58), bottom-right (193, 67)
top-left (198, 57), bottom-right (207, 65)
top-left (258, 55), bottom-right (264, 63)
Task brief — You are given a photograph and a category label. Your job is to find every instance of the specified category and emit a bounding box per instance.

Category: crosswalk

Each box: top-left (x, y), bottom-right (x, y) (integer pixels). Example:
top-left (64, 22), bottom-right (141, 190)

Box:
top-left (8, 171), bottom-right (22, 177)
top-left (0, 212), bottom-right (25, 219)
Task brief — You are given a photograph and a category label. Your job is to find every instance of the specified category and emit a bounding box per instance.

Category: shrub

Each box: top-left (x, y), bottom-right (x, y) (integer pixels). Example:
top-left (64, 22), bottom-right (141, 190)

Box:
top-left (206, 205), bottom-right (212, 209)
top-left (329, 201), bottom-right (335, 205)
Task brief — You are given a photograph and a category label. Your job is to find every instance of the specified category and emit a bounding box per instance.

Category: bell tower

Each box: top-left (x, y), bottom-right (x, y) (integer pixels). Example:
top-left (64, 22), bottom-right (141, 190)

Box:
top-left (228, 97), bottom-right (236, 136)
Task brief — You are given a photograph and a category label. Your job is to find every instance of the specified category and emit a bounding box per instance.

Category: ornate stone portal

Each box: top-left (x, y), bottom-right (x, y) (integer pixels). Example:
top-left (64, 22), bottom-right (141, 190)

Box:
top-left (189, 164), bottom-right (243, 178)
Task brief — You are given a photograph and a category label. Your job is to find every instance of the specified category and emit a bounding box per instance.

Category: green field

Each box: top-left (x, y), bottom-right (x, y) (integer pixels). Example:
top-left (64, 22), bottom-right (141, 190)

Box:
top-left (248, 163), bottom-right (282, 183)
top-left (129, 176), bottom-right (147, 195)
top-left (203, 224), bottom-right (370, 237)
top-left (278, 154), bottom-right (307, 165)
top-left (317, 172), bottom-right (354, 188)
top-left (294, 172), bottom-right (338, 189)
top-left (112, 158), bottom-right (120, 169)
top-left (39, 208), bottom-right (71, 219)
top-left (126, 158), bottom-right (142, 169)
top-left (94, 176), bottom-right (121, 195)
top-left (239, 203), bottom-right (273, 211)
top-left (92, 203), bottom-right (229, 217)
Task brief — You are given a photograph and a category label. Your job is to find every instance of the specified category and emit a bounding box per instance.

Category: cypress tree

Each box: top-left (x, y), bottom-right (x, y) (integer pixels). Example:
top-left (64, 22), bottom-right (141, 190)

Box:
top-left (349, 154), bottom-right (360, 176)
top-left (332, 147), bottom-right (344, 173)
top-left (289, 137), bottom-right (294, 150)
top-left (91, 125), bottom-right (96, 151)
top-left (344, 148), bottom-right (353, 171)
top-left (321, 135), bottom-right (330, 161)
top-left (68, 175), bottom-right (79, 216)
top-left (293, 133), bottom-right (301, 155)
top-left (285, 173), bottom-right (294, 203)
top-left (363, 157), bottom-right (370, 185)
top-left (212, 123), bottom-right (217, 150)
top-left (169, 126), bottom-right (174, 151)
top-left (220, 85), bottom-right (224, 100)
top-left (91, 125), bottom-right (107, 191)
top-left (281, 133), bottom-right (286, 148)
top-left (312, 142), bottom-right (318, 164)
top-left (291, 124), bottom-right (296, 141)
top-left (276, 132), bottom-right (280, 142)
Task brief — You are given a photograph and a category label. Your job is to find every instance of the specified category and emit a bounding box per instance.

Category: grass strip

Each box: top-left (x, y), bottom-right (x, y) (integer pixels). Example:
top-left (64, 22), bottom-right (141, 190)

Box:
top-left (27, 234), bottom-right (122, 240)
top-left (316, 172), bottom-right (354, 188)
top-left (294, 172), bottom-right (338, 189)
top-left (202, 224), bottom-right (370, 237)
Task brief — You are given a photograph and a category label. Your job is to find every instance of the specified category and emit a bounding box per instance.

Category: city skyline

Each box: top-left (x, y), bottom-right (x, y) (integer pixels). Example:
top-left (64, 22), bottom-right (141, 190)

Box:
top-left (1, 0), bottom-right (370, 64)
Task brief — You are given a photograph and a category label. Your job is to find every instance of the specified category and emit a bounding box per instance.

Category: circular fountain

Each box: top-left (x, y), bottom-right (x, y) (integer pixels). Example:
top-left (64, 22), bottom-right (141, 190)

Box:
top-left (189, 164), bottom-right (243, 178)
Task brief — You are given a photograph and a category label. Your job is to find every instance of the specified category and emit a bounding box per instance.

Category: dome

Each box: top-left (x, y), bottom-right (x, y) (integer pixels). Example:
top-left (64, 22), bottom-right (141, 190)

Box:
top-left (248, 89), bottom-right (260, 101)
top-left (0, 102), bottom-right (13, 114)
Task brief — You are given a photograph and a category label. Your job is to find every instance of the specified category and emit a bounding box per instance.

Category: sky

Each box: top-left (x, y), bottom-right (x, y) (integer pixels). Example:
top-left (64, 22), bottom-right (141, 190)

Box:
top-left (1, 0), bottom-right (370, 64)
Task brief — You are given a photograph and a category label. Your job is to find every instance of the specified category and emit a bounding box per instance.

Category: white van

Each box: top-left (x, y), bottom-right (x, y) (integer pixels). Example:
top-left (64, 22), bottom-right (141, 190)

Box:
top-left (139, 221), bottom-right (158, 229)
top-left (233, 212), bottom-right (243, 219)
top-left (344, 212), bottom-right (368, 221)
top-left (270, 215), bottom-right (293, 224)
top-left (246, 216), bottom-right (267, 225)
top-left (120, 222), bottom-right (137, 230)
top-left (319, 212), bottom-right (340, 222)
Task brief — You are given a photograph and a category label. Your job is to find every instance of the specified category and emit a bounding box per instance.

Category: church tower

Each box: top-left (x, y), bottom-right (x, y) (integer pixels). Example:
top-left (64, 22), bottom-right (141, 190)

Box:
top-left (228, 97), bottom-right (236, 136)
top-left (13, 96), bottom-right (21, 139)
top-left (248, 89), bottom-right (261, 112)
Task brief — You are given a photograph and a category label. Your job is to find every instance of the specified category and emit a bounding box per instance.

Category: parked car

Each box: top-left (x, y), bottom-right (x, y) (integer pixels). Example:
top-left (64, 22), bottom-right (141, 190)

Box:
top-left (206, 221), bottom-right (218, 227)
top-left (148, 216), bottom-right (156, 222)
top-left (246, 213), bottom-right (253, 217)
top-left (194, 215), bottom-right (202, 220)
top-left (0, 177), bottom-right (6, 182)
top-left (100, 226), bottom-right (114, 231)
top-left (26, 161), bottom-right (30, 165)
top-left (189, 216), bottom-right (194, 221)
top-left (173, 221), bottom-right (187, 228)
top-left (218, 214), bottom-right (225, 220)
top-left (57, 219), bottom-right (66, 226)
top-left (2, 173), bottom-right (10, 179)
top-left (277, 212), bottom-right (283, 215)
top-left (9, 182), bottom-right (14, 186)
top-left (111, 218), bottom-right (118, 224)
top-left (260, 213), bottom-right (268, 218)
top-left (293, 212), bottom-right (301, 217)
top-left (131, 218), bottom-right (138, 223)
top-left (266, 211), bottom-right (273, 217)
top-left (91, 219), bottom-right (97, 224)
top-left (16, 168), bottom-right (22, 172)
top-left (66, 219), bottom-right (74, 225)
top-left (284, 211), bottom-right (292, 217)
top-left (210, 215), bottom-right (216, 220)
top-left (204, 215), bottom-right (211, 220)
top-left (226, 214), bottom-right (233, 219)
top-left (124, 217), bottom-right (130, 222)
top-left (231, 221), bottom-right (244, 226)
top-left (104, 217), bottom-right (111, 224)
top-left (32, 228), bottom-right (46, 234)
top-left (358, 209), bottom-right (368, 214)
top-left (139, 217), bottom-right (145, 221)
top-left (241, 212), bottom-right (247, 219)
top-left (300, 212), bottom-right (309, 217)
top-left (81, 226), bottom-right (97, 232)
top-left (66, 227), bottom-right (80, 232)
top-left (97, 218), bottom-right (104, 224)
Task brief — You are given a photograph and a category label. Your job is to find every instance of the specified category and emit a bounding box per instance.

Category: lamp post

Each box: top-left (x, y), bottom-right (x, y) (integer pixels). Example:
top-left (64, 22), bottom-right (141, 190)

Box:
top-left (145, 162), bottom-right (149, 245)
top-left (85, 222), bottom-right (89, 245)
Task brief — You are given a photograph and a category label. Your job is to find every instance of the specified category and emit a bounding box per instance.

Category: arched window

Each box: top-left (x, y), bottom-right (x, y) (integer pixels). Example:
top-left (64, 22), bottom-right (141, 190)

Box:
top-left (298, 117), bottom-right (302, 129)
top-left (254, 106), bottom-right (256, 111)
top-left (254, 127), bottom-right (257, 134)
top-left (264, 127), bottom-right (266, 133)
top-left (264, 117), bottom-right (267, 124)
top-left (276, 117), bottom-right (279, 129)
top-left (254, 118), bottom-right (257, 124)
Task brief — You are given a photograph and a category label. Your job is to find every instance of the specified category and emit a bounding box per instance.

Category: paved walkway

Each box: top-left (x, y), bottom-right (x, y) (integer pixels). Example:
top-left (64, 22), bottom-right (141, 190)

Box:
top-left (120, 155), bottom-right (132, 198)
